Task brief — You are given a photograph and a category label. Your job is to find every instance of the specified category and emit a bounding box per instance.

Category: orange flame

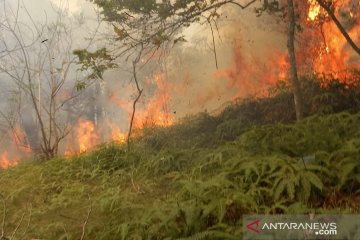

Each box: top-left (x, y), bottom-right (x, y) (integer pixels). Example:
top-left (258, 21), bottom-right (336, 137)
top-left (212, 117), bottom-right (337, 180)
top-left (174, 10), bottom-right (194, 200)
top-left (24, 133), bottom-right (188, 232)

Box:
top-left (305, 0), bottom-right (360, 78)
top-left (109, 73), bottom-right (173, 129)
top-left (136, 73), bottom-right (173, 128)
top-left (65, 119), bottom-right (100, 155)
top-left (77, 119), bottom-right (99, 152)
top-left (308, 0), bottom-right (322, 21)
top-left (106, 120), bottom-right (127, 143)
top-left (214, 40), bottom-right (289, 99)
top-left (11, 128), bottom-right (32, 154)
top-left (0, 152), bottom-right (19, 169)
top-left (0, 127), bottom-right (32, 169)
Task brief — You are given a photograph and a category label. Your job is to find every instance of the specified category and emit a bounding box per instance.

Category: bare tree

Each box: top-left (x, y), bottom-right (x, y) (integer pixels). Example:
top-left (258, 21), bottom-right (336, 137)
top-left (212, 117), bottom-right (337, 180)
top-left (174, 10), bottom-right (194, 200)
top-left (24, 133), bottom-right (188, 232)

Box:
top-left (0, 0), bottom-right (99, 159)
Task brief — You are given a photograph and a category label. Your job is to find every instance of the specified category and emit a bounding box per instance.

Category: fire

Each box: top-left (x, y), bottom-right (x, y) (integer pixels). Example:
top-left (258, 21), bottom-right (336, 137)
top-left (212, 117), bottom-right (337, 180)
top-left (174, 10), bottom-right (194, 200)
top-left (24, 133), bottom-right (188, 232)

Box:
top-left (136, 73), bottom-right (173, 128)
top-left (308, 0), bottom-right (322, 21)
top-left (0, 127), bottom-right (31, 169)
top-left (106, 120), bottom-right (127, 143)
top-left (65, 119), bottom-right (100, 155)
top-left (109, 73), bottom-right (174, 129)
top-left (214, 40), bottom-right (289, 99)
top-left (111, 127), bottom-right (127, 143)
top-left (213, 0), bottom-right (359, 102)
top-left (302, 0), bottom-right (360, 79)
top-left (0, 152), bottom-right (19, 169)
top-left (11, 128), bottom-right (32, 154)
top-left (75, 119), bottom-right (100, 153)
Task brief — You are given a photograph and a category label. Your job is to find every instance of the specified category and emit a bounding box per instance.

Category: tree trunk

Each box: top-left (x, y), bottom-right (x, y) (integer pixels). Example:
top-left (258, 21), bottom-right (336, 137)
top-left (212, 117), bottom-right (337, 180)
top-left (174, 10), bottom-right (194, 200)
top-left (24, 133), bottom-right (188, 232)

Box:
top-left (287, 0), bottom-right (304, 121)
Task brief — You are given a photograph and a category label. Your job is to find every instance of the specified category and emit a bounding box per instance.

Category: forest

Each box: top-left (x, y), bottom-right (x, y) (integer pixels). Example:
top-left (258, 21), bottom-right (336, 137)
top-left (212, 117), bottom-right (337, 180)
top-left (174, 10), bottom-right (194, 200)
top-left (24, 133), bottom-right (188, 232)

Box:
top-left (0, 0), bottom-right (359, 239)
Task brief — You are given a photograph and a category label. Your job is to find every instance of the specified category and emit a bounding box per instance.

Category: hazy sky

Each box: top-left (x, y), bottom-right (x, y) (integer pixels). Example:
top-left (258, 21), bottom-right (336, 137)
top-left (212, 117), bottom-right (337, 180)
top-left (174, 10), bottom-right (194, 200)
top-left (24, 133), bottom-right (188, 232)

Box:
top-left (6, 0), bottom-right (94, 23)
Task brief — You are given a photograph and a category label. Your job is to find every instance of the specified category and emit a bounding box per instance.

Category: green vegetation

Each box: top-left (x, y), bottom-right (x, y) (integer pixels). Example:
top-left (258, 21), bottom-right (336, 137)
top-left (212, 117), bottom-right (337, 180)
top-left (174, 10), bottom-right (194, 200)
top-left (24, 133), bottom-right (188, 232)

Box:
top-left (0, 75), bottom-right (360, 239)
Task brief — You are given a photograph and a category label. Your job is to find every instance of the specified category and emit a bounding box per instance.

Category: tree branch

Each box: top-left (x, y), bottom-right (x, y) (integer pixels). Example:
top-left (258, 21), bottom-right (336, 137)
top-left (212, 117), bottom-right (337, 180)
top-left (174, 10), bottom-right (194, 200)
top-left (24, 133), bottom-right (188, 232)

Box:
top-left (208, 19), bottom-right (219, 69)
top-left (127, 52), bottom-right (143, 151)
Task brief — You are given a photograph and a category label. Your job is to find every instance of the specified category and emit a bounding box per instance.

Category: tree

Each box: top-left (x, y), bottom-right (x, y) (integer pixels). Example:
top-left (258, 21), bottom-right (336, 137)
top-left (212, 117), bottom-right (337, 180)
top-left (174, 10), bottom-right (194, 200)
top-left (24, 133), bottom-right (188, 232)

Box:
top-left (0, 1), bottom-right (99, 159)
top-left (287, 0), bottom-right (304, 120)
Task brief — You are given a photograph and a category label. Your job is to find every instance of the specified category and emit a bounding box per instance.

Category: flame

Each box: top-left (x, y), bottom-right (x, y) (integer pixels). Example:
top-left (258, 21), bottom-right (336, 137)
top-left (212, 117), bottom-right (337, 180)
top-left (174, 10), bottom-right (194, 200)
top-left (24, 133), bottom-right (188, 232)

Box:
top-left (11, 128), bottom-right (32, 154)
top-left (0, 127), bottom-right (32, 169)
top-left (0, 152), bottom-right (19, 169)
top-left (214, 40), bottom-right (289, 99)
top-left (109, 73), bottom-right (173, 129)
top-left (213, 0), bottom-right (359, 102)
top-left (75, 119), bottom-right (100, 153)
top-left (64, 119), bottom-right (100, 155)
top-left (136, 73), bottom-right (173, 128)
top-left (106, 120), bottom-right (127, 143)
top-left (304, 0), bottom-right (360, 78)
top-left (308, 0), bottom-right (322, 21)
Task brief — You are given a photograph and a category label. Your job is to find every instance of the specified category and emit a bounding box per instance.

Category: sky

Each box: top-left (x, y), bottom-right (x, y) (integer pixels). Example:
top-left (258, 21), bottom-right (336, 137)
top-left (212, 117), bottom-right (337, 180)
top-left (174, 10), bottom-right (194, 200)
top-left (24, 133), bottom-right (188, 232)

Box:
top-left (7, 0), bottom-right (94, 23)
top-left (51, 0), bottom-right (82, 13)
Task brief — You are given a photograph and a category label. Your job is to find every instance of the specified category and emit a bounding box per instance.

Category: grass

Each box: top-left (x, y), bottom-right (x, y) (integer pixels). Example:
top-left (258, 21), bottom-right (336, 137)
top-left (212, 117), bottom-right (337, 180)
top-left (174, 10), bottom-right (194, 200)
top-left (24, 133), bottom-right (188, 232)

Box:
top-left (0, 75), bottom-right (359, 239)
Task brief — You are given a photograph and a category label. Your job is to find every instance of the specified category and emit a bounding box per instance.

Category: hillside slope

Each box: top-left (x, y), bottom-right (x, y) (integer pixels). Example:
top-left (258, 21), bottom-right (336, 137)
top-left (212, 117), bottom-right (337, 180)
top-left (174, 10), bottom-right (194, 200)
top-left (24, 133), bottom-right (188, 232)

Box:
top-left (1, 76), bottom-right (360, 239)
top-left (0, 111), bottom-right (359, 239)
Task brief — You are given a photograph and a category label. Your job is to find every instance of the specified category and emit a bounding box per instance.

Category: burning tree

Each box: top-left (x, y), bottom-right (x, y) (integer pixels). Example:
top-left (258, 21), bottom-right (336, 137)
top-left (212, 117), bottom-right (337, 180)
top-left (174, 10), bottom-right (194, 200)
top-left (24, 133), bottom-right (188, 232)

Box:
top-left (0, 1), bottom-right (100, 159)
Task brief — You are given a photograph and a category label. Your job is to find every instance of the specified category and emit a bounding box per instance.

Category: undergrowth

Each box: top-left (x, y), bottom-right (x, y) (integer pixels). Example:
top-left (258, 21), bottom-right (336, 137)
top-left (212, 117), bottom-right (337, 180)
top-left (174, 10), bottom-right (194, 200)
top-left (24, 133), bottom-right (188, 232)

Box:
top-left (0, 75), bottom-right (359, 239)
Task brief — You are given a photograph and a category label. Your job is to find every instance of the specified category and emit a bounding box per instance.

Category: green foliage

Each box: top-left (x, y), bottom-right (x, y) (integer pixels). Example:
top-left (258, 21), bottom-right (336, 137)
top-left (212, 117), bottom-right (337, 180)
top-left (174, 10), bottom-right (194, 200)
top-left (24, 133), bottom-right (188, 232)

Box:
top-left (75, 81), bottom-right (87, 91)
top-left (73, 48), bottom-right (117, 80)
